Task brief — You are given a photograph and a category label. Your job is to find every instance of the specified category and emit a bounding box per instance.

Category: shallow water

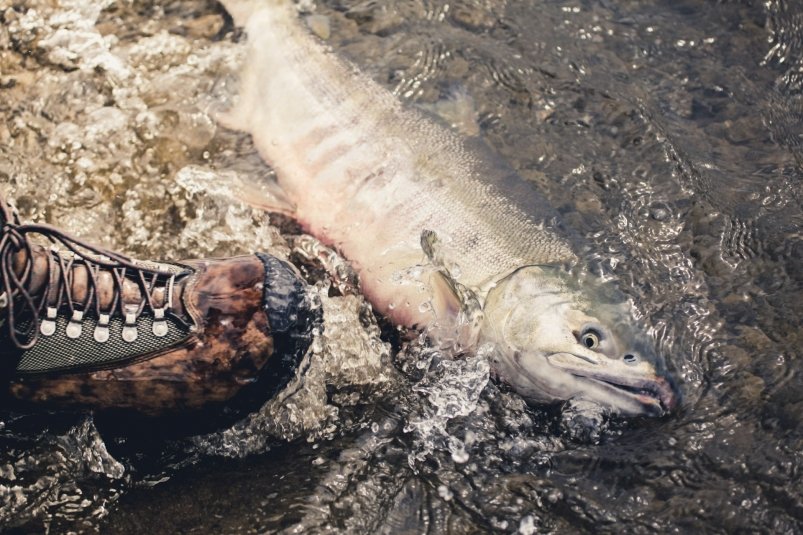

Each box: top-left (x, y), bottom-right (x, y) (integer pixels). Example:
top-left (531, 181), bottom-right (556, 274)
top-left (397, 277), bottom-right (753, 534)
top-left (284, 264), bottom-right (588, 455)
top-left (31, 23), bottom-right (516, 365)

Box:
top-left (0, 0), bottom-right (801, 533)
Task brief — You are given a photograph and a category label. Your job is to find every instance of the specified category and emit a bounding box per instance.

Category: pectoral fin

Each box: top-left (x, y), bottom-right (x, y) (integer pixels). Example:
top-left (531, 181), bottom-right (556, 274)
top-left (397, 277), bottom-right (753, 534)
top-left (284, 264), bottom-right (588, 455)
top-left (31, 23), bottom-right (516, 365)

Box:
top-left (430, 270), bottom-right (463, 320)
top-left (421, 229), bottom-right (484, 350)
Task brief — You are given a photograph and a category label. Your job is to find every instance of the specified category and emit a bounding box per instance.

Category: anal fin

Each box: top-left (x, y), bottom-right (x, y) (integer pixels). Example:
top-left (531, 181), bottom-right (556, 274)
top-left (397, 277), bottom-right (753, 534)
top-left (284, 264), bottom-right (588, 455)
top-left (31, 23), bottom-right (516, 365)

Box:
top-left (176, 165), bottom-right (296, 216)
top-left (230, 174), bottom-right (297, 216)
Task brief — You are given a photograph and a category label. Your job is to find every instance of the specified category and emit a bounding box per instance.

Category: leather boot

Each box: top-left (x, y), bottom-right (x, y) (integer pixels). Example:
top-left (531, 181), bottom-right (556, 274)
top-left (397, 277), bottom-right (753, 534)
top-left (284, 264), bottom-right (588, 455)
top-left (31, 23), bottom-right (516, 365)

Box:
top-left (0, 196), bottom-right (317, 415)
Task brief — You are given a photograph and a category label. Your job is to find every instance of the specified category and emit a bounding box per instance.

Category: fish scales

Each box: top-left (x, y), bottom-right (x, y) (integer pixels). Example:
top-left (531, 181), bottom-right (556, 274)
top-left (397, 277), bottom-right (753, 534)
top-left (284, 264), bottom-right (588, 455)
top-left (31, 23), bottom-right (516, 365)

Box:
top-left (226, 2), bottom-right (574, 326)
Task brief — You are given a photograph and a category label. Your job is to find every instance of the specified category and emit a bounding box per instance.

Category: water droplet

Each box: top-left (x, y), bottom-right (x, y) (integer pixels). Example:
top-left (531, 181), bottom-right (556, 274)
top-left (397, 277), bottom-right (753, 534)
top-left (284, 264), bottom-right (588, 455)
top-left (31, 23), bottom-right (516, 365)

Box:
top-left (451, 447), bottom-right (469, 464)
top-left (518, 515), bottom-right (537, 535)
top-left (650, 203), bottom-right (671, 221)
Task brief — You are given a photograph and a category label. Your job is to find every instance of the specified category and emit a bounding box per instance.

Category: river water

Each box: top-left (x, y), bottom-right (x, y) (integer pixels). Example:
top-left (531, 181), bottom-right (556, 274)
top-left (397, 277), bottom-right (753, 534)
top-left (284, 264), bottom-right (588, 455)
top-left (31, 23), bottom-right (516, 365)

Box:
top-left (0, 0), bottom-right (800, 533)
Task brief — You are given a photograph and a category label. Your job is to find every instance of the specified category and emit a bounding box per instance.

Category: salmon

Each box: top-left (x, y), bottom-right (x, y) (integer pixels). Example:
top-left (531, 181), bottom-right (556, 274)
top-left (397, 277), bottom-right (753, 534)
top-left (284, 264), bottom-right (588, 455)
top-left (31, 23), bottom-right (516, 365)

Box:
top-left (219, 0), bottom-right (679, 416)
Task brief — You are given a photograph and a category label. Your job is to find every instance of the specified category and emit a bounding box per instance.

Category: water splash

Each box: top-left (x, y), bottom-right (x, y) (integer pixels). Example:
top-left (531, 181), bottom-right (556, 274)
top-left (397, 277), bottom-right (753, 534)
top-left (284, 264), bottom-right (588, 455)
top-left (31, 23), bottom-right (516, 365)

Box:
top-left (0, 416), bottom-right (123, 530)
top-left (559, 399), bottom-right (607, 444)
top-left (173, 165), bottom-right (286, 258)
top-left (402, 340), bottom-right (491, 468)
top-left (194, 284), bottom-right (393, 457)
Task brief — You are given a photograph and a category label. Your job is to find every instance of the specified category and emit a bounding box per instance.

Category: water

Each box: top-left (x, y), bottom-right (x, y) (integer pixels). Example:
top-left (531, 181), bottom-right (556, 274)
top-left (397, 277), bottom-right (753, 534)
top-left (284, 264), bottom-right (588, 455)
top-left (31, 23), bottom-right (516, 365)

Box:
top-left (0, 0), bottom-right (801, 532)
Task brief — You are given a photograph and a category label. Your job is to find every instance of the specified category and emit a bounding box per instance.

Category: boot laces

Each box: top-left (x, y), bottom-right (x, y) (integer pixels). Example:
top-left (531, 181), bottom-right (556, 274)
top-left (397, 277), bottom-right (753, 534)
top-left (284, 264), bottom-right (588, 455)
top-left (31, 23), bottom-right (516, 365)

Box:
top-left (0, 200), bottom-right (188, 350)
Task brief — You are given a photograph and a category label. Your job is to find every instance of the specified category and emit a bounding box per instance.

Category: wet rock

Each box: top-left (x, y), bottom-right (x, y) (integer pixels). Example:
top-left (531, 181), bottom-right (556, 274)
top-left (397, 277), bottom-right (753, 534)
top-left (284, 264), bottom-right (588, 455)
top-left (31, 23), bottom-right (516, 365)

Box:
top-left (449, 0), bottom-right (502, 30)
top-left (721, 117), bottom-right (761, 145)
top-left (573, 189), bottom-right (604, 216)
top-left (345, 2), bottom-right (424, 36)
top-left (738, 325), bottom-right (773, 354)
top-left (719, 343), bottom-right (751, 369)
top-left (733, 372), bottom-right (765, 406)
top-left (306, 14), bottom-right (331, 40)
top-left (559, 399), bottom-right (606, 443)
top-left (445, 56), bottom-right (470, 79)
top-left (181, 13), bottom-right (225, 39)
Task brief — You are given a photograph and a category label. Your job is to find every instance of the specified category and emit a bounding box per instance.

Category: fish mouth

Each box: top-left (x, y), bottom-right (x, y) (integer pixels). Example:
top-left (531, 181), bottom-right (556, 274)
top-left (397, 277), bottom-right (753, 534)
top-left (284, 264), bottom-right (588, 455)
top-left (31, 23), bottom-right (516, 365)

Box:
top-left (581, 375), bottom-right (680, 417)
top-left (546, 352), bottom-right (680, 416)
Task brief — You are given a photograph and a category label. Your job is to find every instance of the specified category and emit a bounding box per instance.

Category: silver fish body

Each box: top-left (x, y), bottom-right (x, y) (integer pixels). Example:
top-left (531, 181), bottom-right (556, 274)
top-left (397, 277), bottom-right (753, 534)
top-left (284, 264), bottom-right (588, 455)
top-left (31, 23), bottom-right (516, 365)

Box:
top-left (221, 0), bottom-right (679, 416)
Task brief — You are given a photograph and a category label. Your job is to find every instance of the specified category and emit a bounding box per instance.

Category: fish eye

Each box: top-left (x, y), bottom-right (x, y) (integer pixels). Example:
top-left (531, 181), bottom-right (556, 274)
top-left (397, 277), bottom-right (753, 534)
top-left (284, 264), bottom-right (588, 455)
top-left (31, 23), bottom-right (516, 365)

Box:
top-left (623, 354), bottom-right (639, 365)
top-left (580, 329), bottom-right (601, 349)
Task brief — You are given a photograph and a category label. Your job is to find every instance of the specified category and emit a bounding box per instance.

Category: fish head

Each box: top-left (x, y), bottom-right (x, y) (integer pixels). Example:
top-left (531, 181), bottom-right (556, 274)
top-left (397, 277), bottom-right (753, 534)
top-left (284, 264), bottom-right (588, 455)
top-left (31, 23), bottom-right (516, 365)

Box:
top-left (480, 266), bottom-right (680, 417)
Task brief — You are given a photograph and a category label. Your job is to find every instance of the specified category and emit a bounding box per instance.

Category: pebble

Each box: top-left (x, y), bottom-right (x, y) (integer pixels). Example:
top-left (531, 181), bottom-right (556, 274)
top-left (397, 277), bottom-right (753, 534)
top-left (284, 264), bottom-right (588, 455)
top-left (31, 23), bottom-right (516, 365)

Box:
top-left (306, 15), bottom-right (331, 40)
top-left (183, 14), bottom-right (225, 39)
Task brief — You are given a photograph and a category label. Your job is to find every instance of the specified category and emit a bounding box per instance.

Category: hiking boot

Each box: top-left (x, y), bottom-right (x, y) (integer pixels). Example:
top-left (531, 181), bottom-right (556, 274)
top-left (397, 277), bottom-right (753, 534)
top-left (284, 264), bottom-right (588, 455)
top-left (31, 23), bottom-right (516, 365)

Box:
top-left (0, 196), bottom-right (317, 415)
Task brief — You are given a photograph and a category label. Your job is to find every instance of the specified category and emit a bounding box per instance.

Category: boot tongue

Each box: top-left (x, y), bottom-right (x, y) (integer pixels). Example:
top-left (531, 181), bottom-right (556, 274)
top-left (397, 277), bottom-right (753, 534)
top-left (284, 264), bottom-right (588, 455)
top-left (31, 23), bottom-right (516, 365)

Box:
top-left (11, 244), bottom-right (178, 313)
top-left (11, 244), bottom-right (48, 302)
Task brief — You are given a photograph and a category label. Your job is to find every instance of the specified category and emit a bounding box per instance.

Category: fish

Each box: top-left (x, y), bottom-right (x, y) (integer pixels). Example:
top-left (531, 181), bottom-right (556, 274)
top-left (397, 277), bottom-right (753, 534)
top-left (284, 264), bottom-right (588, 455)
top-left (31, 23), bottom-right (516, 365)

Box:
top-left (218, 0), bottom-right (680, 417)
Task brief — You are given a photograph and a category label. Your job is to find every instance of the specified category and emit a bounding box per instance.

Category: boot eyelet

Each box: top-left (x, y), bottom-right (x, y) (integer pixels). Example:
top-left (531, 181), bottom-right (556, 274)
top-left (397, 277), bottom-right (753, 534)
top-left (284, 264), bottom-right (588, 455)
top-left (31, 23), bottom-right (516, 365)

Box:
top-left (66, 310), bottom-right (84, 339)
top-left (122, 308), bottom-right (138, 343)
top-left (94, 313), bottom-right (110, 343)
top-left (40, 307), bottom-right (58, 336)
top-left (152, 307), bottom-right (168, 337)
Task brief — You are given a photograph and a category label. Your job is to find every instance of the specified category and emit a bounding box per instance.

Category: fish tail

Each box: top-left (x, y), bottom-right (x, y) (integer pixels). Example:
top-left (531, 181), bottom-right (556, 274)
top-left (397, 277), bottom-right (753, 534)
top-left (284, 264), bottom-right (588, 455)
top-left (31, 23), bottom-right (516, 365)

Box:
top-left (219, 0), bottom-right (294, 27)
top-left (217, 0), bottom-right (299, 132)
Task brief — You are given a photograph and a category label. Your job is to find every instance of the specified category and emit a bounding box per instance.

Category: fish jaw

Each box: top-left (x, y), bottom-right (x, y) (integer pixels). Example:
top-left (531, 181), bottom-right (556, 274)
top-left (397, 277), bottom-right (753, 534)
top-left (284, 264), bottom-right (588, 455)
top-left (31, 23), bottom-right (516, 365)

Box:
top-left (487, 348), bottom-right (678, 417)
top-left (546, 352), bottom-right (680, 416)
